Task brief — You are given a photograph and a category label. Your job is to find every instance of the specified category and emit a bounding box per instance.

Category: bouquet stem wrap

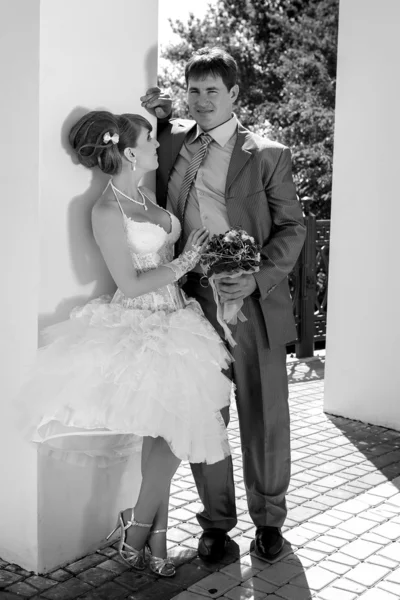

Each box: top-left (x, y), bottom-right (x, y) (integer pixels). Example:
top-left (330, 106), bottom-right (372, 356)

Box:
top-left (209, 268), bottom-right (260, 347)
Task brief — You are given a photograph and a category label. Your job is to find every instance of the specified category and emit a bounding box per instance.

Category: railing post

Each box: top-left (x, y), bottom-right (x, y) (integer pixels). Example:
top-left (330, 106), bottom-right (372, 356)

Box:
top-left (296, 200), bottom-right (316, 358)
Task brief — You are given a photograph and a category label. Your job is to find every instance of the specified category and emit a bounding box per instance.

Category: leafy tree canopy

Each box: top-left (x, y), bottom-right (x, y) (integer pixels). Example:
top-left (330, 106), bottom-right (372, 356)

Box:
top-left (159, 0), bottom-right (339, 219)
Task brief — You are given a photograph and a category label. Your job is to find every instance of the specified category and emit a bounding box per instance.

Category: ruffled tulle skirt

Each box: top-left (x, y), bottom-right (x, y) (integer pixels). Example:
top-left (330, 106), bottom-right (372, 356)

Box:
top-left (17, 295), bottom-right (232, 465)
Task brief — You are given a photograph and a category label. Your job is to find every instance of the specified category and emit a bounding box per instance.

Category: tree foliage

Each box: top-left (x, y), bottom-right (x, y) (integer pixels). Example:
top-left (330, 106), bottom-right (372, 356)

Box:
top-left (159, 0), bottom-right (339, 219)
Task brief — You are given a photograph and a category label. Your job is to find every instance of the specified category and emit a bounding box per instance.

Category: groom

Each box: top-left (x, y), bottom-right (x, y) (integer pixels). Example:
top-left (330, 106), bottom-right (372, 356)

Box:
top-left (141, 47), bottom-right (306, 562)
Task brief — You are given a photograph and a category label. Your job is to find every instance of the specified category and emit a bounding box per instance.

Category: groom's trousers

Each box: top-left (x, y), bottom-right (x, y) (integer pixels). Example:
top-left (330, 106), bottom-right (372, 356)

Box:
top-left (183, 272), bottom-right (291, 531)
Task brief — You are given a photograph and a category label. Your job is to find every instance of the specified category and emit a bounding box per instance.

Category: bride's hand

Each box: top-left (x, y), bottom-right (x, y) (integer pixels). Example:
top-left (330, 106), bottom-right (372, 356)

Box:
top-left (183, 228), bottom-right (210, 255)
top-left (140, 87), bottom-right (172, 119)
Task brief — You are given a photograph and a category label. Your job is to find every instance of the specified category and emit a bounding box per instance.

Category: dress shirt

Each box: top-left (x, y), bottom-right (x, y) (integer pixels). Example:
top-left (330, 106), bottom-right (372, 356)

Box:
top-left (167, 115), bottom-right (238, 271)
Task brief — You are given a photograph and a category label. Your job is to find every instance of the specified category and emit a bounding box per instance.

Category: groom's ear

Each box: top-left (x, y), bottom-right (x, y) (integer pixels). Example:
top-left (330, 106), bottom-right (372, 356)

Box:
top-left (230, 85), bottom-right (239, 103)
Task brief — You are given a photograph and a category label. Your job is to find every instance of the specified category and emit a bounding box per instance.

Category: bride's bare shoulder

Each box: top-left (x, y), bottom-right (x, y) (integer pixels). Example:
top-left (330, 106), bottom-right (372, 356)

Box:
top-left (92, 192), bottom-right (122, 233)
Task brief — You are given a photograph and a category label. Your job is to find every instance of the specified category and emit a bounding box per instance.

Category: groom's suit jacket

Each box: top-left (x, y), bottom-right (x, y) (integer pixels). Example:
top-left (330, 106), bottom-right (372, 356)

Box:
top-left (156, 118), bottom-right (306, 349)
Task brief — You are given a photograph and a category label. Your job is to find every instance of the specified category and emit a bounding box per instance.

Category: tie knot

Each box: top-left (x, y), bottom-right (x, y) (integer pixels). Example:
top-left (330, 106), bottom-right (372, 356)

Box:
top-left (200, 133), bottom-right (213, 146)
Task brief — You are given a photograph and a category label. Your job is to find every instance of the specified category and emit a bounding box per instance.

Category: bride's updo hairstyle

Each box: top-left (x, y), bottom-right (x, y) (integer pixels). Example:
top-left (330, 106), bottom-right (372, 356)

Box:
top-left (69, 110), bottom-right (152, 175)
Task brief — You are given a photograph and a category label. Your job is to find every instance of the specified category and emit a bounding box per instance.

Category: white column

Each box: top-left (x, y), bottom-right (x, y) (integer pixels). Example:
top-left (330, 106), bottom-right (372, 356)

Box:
top-left (0, 0), bottom-right (158, 572)
top-left (324, 0), bottom-right (400, 430)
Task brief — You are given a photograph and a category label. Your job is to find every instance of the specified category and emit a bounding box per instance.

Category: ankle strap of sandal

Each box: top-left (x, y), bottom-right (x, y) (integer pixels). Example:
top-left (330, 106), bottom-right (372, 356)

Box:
top-left (149, 528), bottom-right (167, 535)
top-left (126, 518), bottom-right (152, 529)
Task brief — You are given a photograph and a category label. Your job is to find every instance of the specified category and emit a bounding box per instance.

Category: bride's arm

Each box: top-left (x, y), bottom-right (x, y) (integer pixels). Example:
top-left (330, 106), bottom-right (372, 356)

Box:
top-left (91, 204), bottom-right (207, 299)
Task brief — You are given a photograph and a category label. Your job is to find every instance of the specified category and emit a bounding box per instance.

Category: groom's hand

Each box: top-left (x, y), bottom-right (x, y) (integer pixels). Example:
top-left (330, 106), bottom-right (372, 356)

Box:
top-left (217, 274), bottom-right (257, 301)
top-left (140, 87), bottom-right (172, 120)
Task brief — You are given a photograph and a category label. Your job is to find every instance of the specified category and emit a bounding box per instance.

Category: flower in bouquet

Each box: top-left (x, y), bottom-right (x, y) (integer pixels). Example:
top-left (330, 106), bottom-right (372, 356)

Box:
top-left (199, 228), bottom-right (262, 346)
top-left (200, 228), bottom-right (261, 278)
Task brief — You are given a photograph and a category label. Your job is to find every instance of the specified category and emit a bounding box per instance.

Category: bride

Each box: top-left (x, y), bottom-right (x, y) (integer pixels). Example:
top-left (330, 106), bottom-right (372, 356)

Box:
top-left (18, 110), bottom-right (232, 577)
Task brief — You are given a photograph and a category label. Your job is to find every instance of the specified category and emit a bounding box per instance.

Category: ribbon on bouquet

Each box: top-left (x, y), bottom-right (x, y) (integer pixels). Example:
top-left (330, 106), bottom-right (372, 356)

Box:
top-left (207, 267), bottom-right (260, 347)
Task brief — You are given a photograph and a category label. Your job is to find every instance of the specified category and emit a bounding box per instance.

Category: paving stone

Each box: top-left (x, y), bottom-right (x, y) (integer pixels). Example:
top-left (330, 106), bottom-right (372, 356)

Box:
top-left (48, 569), bottom-right (73, 582)
top-left (77, 565), bottom-right (115, 586)
top-left (24, 575), bottom-right (57, 591)
top-left (378, 580), bottom-right (400, 597)
top-left (309, 514), bottom-right (341, 528)
top-left (273, 582), bottom-right (313, 599)
top-left (169, 563), bottom-right (212, 588)
top-left (340, 538), bottom-right (383, 560)
top-left (345, 563), bottom-right (390, 587)
top-left (358, 590), bottom-right (398, 600)
top-left (220, 561), bottom-right (259, 582)
top-left (291, 565), bottom-right (337, 591)
top-left (98, 559), bottom-right (129, 575)
top-left (257, 561), bottom-right (304, 587)
top-left (168, 546), bottom-right (198, 567)
top-left (365, 553), bottom-right (399, 569)
top-left (39, 578), bottom-right (92, 599)
top-left (169, 508), bottom-right (196, 522)
top-left (330, 577), bottom-right (367, 594)
top-left (371, 522), bottom-right (400, 541)
top-left (301, 522), bottom-right (330, 535)
top-left (295, 548), bottom-right (327, 564)
top-left (79, 580), bottom-right (130, 599)
top-left (4, 565), bottom-right (33, 578)
top-left (114, 570), bottom-right (156, 592)
top-left (316, 587), bottom-right (357, 600)
top-left (223, 585), bottom-right (268, 599)
top-left (318, 558), bottom-right (352, 576)
top-left (64, 553), bottom-right (105, 574)
top-left (97, 546), bottom-right (118, 558)
top-left (239, 554), bottom-right (272, 571)
top-left (302, 539), bottom-right (336, 555)
top-left (172, 592), bottom-right (214, 600)
top-left (241, 575), bottom-right (278, 594)
top-left (188, 572), bottom-right (238, 597)
top-left (385, 567), bottom-right (400, 584)
top-left (3, 581), bottom-right (38, 597)
top-left (0, 572), bottom-right (23, 588)
top-left (377, 542), bottom-right (400, 562)
top-left (337, 516), bottom-right (377, 535)
top-left (286, 506), bottom-right (320, 524)
top-left (131, 580), bottom-right (182, 600)
top-left (358, 510), bottom-right (388, 524)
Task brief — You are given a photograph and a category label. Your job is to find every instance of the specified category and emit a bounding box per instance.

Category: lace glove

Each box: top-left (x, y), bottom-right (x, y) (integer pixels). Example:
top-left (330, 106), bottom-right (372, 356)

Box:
top-left (164, 248), bottom-right (201, 282)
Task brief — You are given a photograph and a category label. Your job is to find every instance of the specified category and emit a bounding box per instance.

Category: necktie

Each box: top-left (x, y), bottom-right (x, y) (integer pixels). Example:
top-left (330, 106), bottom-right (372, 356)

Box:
top-left (176, 133), bottom-right (213, 225)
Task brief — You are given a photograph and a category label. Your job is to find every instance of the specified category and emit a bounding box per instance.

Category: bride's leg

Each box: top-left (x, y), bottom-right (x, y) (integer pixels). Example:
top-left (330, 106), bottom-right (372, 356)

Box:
top-left (147, 485), bottom-right (170, 558)
top-left (124, 436), bottom-right (180, 550)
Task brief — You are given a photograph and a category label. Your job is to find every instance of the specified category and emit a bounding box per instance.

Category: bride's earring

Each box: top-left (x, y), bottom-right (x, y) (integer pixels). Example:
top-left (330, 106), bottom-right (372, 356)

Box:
top-left (131, 155), bottom-right (136, 172)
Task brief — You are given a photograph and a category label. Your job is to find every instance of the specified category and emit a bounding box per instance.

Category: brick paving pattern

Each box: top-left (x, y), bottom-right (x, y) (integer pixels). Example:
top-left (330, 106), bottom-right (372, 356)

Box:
top-left (1, 353), bottom-right (400, 599)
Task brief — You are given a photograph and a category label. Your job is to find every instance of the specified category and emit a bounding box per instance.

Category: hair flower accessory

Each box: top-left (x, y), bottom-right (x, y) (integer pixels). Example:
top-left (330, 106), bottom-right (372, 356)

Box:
top-left (103, 132), bottom-right (119, 145)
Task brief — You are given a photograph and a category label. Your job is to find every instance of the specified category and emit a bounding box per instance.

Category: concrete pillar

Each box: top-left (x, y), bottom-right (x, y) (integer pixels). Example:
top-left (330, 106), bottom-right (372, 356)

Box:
top-left (324, 0), bottom-right (400, 430)
top-left (0, 0), bottom-right (158, 573)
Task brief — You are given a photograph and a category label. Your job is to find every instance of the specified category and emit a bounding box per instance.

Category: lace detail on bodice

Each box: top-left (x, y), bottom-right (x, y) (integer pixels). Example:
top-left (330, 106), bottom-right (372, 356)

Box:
top-left (111, 211), bottom-right (186, 313)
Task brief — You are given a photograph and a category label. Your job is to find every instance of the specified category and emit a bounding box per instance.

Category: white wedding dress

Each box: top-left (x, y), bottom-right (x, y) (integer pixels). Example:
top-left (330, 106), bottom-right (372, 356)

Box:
top-left (18, 195), bottom-right (232, 465)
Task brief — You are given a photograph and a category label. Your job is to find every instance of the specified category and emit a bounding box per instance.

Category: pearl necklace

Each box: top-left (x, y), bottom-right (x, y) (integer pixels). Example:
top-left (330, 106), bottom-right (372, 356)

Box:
top-left (108, 179), bottom-right (148, 210)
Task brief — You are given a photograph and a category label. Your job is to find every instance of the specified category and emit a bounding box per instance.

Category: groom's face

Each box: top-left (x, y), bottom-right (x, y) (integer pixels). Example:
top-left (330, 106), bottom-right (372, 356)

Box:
top-left (187, 74), bottom-right (239, 132)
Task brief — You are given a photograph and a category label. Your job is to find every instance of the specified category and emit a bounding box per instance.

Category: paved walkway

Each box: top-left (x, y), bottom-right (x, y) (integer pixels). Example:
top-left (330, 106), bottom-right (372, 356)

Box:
top-left (2, 352), bottom-right (400, 600)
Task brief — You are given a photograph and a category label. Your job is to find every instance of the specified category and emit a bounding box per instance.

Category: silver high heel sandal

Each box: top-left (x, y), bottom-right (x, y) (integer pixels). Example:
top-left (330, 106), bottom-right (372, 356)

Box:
top-left (106, 510), bottom-right (152, 570)
top-left (147, 528), bottom-right (176, 577)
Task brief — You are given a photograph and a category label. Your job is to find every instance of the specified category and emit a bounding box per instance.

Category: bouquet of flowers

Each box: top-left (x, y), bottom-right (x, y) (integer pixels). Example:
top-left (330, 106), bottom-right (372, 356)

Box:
top-left (200, 228), bottom-right (261, 346)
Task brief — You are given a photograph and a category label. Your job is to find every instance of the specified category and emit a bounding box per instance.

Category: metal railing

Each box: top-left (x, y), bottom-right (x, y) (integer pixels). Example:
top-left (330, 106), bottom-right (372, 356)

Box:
top-left (289, 199), bottom-right (330, 358)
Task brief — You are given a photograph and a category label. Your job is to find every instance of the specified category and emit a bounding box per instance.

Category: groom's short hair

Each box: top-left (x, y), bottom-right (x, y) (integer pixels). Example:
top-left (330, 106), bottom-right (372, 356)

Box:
top-left (185, 47), bottom-right (238, 91)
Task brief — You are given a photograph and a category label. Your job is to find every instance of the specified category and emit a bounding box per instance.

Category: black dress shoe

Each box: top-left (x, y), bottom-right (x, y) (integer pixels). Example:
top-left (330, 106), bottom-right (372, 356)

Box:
top-left (251, 526), bottom-right (284, 561)
top-left (198, 528), bottom-right (229, 562)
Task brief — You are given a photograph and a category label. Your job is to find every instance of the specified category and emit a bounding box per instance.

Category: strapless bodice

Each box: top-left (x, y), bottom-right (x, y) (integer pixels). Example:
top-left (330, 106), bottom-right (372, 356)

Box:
top-left (111, 211), bottom-right (185, 312)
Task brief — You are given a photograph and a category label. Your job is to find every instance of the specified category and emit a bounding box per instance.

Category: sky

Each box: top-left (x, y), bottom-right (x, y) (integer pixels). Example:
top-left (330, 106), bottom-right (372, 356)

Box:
top-left (158, 0), bottom-right (216, 47)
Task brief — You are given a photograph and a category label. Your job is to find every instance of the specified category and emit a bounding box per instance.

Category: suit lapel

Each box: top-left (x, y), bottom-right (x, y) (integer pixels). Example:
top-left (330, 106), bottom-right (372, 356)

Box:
top-left (169, 120), bottom-right (196, 172)
top-left (225, 124), bottom-right (253, 197)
